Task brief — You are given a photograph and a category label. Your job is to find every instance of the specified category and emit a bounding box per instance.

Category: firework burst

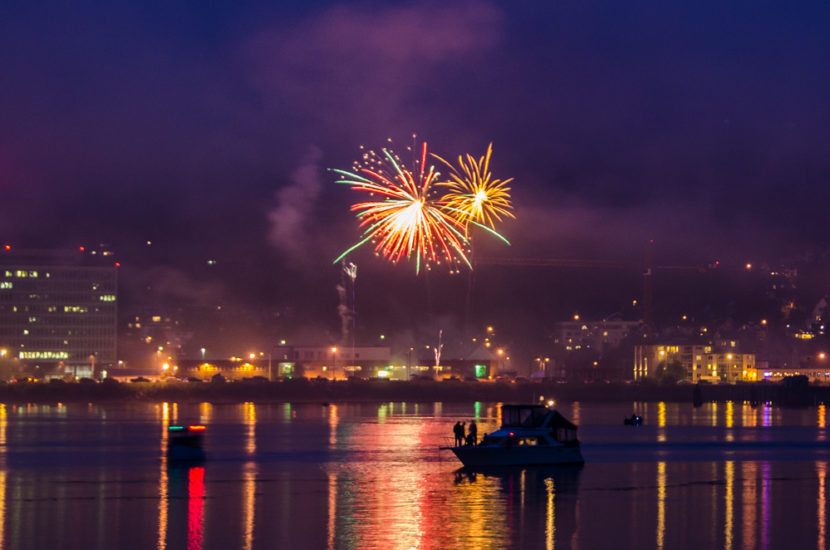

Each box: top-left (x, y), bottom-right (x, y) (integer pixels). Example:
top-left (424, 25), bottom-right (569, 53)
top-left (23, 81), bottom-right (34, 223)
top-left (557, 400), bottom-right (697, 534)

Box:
top-left (332, 140), bottom-right (471, 274)
top-left (433, 143), bottom-right (515, 235)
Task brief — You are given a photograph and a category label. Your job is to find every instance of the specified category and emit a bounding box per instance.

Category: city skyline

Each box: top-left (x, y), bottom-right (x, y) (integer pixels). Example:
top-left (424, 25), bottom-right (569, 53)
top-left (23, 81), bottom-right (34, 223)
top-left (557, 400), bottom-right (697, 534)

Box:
top-left (3, 2), bottom-right (830, 359)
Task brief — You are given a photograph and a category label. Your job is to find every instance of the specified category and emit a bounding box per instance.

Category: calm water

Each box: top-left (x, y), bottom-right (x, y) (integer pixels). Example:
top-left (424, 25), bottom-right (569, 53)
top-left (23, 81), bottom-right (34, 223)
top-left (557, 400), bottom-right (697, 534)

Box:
top-left (0, 400), bottom-right (828, 549)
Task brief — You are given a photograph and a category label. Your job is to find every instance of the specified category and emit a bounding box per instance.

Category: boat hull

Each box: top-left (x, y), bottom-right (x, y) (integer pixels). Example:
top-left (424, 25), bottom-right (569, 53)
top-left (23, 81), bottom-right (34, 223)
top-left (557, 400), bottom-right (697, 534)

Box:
top-left (449, 445), bottom-right (584, 468)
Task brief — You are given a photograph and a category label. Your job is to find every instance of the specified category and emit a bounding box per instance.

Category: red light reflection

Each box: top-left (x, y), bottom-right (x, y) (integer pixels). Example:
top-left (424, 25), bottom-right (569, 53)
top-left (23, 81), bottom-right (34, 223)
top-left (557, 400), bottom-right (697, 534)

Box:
top-left (187, 467), bottom-right (205, 550)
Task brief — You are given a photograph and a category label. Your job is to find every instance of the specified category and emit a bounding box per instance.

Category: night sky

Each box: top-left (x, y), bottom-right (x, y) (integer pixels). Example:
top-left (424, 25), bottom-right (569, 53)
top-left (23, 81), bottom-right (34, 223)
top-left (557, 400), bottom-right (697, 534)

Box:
top-left (3, 2), bottom-right (830, 354)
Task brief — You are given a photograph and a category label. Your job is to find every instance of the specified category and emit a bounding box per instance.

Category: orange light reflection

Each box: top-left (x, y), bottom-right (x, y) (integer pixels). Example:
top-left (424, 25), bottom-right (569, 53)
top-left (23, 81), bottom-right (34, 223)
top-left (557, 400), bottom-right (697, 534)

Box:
top-left (157, 402), bottom-right (170, 550)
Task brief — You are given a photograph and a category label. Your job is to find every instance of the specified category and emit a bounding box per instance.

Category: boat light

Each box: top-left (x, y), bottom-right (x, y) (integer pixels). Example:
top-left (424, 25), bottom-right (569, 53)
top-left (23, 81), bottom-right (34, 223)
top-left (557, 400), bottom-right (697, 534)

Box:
top-left (509, 432), bottom-right (514, 437)
top-left (168, 426), bottom-right (185, 431)
top-left (547, 400), bottom-right (555, 407)
top-left (188, 425), bottom-right (206, 431)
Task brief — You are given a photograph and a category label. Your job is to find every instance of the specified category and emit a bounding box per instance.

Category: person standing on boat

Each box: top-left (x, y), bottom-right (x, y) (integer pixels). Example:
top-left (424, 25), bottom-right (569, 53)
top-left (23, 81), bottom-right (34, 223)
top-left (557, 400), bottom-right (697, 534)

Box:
top-left (453, 422), bottom-right (463, 446)
top-left (468, 420), bottom-right (477, 446)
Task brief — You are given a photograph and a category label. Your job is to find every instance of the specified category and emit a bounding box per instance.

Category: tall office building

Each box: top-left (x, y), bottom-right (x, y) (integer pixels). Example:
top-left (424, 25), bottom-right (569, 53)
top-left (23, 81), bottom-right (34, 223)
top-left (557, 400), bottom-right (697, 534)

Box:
top-left (0, 247), bottom-right (117, 377)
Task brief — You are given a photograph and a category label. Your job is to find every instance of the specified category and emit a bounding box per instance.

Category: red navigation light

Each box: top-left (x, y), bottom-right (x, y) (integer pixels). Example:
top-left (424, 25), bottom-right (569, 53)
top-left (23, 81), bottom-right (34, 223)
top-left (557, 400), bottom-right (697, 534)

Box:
top-left (79, 246), bottom-right (85, 252)
top-left (509, 432), bottom-right (514, 437)
top-left (3, 245), bottom-right (10, 251)
top-left (188, 425), bottom-right (206, 431)
top-left (114, 262), bottom-right (121, 267)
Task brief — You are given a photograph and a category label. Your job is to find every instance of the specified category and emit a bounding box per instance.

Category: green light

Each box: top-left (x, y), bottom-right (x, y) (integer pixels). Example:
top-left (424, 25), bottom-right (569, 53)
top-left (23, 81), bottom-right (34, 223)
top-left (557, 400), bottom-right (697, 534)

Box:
top-left (168, 426), bottom-right (184, 431)
top-left (475, 364), bottom-right (486, 378)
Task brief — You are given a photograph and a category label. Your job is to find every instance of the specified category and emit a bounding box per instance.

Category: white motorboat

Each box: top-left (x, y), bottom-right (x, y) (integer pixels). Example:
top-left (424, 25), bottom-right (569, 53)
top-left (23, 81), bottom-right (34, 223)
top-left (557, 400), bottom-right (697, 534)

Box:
top-left (444, 404), bottom-right (584, 467)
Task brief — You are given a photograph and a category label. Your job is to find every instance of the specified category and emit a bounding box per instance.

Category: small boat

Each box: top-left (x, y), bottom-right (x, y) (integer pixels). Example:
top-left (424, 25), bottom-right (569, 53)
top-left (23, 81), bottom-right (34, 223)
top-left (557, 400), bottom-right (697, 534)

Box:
top-left (167, 425), bottom-right (206, 462)
top-left (623, 415), bottom-right (643, 426)
top-left (442, 404), bottom-right (584, 467)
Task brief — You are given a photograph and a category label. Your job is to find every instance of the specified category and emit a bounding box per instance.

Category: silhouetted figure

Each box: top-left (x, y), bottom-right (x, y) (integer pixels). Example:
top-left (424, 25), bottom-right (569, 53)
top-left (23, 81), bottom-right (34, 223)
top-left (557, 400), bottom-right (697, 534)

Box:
top-left (453, 422), bottom-right (463, 446)
top-left (468, 420), bottom-right (478, 446)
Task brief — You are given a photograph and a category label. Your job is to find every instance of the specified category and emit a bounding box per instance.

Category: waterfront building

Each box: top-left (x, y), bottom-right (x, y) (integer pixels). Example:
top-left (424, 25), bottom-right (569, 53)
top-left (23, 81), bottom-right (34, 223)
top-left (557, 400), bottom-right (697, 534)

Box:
top-left (291, 345), bottom-right (393, 379)
top-left (634, 343), bottom-right (756, 383)
top-left (0, 247), bottom-right (117, 378)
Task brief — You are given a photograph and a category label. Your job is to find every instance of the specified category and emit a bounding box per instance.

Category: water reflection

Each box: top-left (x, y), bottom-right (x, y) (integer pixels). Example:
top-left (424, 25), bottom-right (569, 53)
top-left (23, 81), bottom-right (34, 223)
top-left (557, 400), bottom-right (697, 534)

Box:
top-left (818, 461), bottom-right (826, 550)
top-left (1, 401), bottom-right (830, 549)
top-left (162, 465), bottom-right (206, 550)
top-left (657, 461), bottom-right (666, 548)
top-left (454, 466), bottom-right (581, 549)
top-left (761, 461), bottom-right (771, 549)
top-left (0, 404), bottom-right (6, 549)
top-left (724, 460), bottom-right (734, 550)
top-left (242, 402), bottom-right (257, 550)
top-left (741, 461), bottom-right (757, 550)
top-left (157, 402), bottom-right (170, 550)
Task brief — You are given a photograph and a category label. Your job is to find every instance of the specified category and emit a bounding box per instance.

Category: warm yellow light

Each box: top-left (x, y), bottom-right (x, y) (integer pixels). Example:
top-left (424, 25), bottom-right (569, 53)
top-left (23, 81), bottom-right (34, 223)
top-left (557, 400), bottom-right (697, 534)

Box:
top-left (0, 349), bottom-right (6, 357)
top-left (331, 347), bottom-right (337, 353)
top-left (162, 363), bottom-right (169, 371)
top-left (727, 354), bottom-right (733, 360)
top-left (820, 352), bottom-right (827, 360)
top-left (746, 263), bottom-right (752, 270)
top-left (249, 353), bottom-right (256, 360)
top-left (497, 349), bottom-right (504, 356)
top-left (573, 314), bottom-right (580, 321)
top-left (487, 326), bottom-right (493, 332)
top-left (761, 319), bottom-right (767, 325)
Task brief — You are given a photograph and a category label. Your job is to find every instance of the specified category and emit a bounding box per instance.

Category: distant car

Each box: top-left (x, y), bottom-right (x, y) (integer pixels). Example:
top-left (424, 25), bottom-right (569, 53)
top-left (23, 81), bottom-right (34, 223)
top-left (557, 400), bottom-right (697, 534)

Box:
top-left (186, 377), bottom-right (203, 383)
top-left (130, 376), bottom-right (151, 383)
top-left (243, 376), bottom-right (269, 383)
top-left (78, 378), bottom-right (97, 385)
top-left (49, 378), bottom-right (66, 385)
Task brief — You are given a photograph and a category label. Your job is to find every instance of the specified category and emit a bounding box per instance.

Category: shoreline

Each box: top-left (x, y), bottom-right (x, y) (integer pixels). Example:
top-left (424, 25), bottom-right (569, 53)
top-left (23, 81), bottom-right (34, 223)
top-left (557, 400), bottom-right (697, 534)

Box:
top-left (0, 378), bottom-right (825, 406)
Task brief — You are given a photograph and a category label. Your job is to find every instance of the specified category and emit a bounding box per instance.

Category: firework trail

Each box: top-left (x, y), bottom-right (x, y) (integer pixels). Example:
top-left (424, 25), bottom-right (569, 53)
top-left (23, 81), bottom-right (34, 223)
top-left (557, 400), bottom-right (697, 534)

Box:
top-left (432, 143), bottom-right (515, 236)
top-left (332, 140), bottom-right (471, 274)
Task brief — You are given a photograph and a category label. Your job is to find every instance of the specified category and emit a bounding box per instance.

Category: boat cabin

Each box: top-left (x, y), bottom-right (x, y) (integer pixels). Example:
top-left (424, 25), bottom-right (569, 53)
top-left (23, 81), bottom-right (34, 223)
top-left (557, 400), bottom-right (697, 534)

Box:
top-left (487, 405), bottom-right (579, 446)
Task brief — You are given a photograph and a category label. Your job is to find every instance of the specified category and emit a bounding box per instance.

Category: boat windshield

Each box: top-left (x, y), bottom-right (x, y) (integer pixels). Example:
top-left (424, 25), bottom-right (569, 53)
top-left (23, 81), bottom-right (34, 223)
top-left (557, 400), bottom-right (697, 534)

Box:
top-left (501, 406), bottom-right (550, 428)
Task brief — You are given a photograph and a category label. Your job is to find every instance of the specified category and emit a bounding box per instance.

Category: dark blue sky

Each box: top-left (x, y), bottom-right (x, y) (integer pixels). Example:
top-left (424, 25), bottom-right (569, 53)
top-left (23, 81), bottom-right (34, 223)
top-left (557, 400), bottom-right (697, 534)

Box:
top-left (2, 1), bottom-right (830, 340)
